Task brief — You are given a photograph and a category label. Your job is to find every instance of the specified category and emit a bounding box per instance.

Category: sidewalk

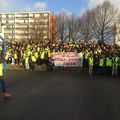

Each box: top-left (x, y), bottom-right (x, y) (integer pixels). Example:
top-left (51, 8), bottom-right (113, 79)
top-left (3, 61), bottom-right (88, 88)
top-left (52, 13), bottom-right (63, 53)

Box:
top-left (6, 64), bottom-right (47, 71)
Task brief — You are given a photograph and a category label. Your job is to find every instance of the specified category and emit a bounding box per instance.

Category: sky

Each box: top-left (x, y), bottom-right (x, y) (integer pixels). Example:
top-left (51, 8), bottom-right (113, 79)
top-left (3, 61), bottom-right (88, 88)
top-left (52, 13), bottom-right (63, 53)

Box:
top-left (0, 0), bottom-right (120, 15)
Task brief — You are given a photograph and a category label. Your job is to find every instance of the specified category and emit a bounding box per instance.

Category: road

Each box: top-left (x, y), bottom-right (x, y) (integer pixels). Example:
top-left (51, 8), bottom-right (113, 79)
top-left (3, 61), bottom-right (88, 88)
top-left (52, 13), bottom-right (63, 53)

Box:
top-left (0, 69), bottom-right (120, 120)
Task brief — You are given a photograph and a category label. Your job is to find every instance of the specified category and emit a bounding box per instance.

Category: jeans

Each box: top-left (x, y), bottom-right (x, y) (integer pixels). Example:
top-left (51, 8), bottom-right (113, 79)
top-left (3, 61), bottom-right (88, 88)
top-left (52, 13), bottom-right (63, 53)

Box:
top-left (0, 77), bottom-right (6, 93)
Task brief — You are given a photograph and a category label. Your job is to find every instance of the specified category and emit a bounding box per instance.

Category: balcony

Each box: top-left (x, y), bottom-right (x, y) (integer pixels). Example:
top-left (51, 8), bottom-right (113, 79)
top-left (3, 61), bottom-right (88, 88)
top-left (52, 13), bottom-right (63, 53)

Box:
top-left (15, 28), bottom-right (28, 30)
top-left (15, 33), bottom-right (29, 36)
top-left (2, 23), bottom-right (15, 25)
top-left (2, 17), bottom-right (15, 20)
top-left (16, 22), bottom-right (29, 25)
top-left (4, 33), bottom-right (14, 36)
top-left (5, 28), bottom-right (15, 30)
top-left (15, 17), bottom-right (29, 19)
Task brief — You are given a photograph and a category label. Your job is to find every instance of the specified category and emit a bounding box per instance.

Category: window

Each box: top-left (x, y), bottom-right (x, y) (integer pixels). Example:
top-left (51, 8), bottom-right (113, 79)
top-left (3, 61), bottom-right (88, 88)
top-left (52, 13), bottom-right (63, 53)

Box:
top-left (44, 14), bottom-right (48, 17)
top-left (24, 20), bottom-right (28, 23)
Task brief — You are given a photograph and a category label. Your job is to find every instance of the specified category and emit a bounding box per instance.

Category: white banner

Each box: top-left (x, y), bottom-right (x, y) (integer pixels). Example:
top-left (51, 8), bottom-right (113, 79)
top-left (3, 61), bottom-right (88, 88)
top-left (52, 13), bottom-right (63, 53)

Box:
top-left (53, 52), bottom-right (82, 67)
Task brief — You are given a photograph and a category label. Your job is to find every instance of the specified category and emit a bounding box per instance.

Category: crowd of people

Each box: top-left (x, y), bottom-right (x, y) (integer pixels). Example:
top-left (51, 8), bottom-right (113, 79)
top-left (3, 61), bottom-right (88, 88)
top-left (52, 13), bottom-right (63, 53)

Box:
top-left (4, 40), bottom-right (120, 76)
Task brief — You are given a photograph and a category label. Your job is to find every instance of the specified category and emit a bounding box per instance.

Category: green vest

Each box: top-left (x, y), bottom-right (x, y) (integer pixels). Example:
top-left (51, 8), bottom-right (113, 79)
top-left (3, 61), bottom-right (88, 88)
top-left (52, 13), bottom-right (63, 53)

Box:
top-left (99, 58), bottom-right (104, 67)
top-left (41, 51), bottom-right (45, 59)
top-left (106, 58), bottom-right (110, 66)
top-left (106, 58), bottom-right (112, 67)
top-left (109, 59), bottom-right (112, 67)
top-left (89, 57), bottom-right (93, 66)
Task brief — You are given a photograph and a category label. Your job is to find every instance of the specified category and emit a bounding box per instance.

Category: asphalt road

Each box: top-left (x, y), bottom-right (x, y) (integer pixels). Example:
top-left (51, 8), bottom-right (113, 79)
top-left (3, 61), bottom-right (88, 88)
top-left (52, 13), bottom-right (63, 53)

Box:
top-left (0, 69), bottom-right (120, 120)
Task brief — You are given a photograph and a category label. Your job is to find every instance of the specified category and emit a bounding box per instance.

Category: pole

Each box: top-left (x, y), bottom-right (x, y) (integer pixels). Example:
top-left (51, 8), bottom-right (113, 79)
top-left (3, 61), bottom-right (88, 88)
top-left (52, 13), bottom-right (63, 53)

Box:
top-left (0, 35), bottom-right (6, 72)
top-left (3, 39), bottom-right (6, 72)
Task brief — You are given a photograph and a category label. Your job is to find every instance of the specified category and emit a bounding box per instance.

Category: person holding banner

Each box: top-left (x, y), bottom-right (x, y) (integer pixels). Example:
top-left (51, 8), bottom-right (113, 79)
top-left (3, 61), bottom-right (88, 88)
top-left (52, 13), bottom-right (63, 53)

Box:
top-left (47, 50), bottom-right (55, 72)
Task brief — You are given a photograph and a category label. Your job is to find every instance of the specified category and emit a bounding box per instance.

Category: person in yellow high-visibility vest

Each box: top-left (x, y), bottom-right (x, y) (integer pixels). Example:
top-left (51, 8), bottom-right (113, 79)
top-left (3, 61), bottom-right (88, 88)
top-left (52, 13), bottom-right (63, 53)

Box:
top-left (47, 50), bottom-right (55, 72)
top-left (30, 53), bottom-right (36, 71)
top-left (99, 55), bottom-right (104, 75)
top-left (14, 51), bottom-right (18, 64)
top-left (106, 55), bottom-right (112, 75)
top-left (88, 54), bottom-right (94, 76)
top-left (0, 55), bottom-right (12, 97)
top-left (40, 50), bottom-right (45, 64)
top-left (25, 55), bottom-right (29, 70)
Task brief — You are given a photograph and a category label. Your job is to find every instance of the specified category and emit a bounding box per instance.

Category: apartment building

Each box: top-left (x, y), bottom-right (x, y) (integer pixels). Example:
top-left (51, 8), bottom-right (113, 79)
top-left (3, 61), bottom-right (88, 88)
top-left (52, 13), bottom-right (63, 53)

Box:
top-left (0, 11), bottom-right (57, 43)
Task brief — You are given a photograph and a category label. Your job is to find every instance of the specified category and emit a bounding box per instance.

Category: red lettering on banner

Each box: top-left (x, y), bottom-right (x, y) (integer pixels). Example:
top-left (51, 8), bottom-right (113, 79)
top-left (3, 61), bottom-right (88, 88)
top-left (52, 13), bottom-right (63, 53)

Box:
top-left (52, 52), bottom-right (81, 67)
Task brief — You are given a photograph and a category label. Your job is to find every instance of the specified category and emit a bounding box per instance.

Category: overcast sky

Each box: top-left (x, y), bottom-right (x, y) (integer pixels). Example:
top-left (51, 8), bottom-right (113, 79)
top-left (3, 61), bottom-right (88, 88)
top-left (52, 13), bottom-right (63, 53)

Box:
top-left (0, 0), bottom-right (120, 14)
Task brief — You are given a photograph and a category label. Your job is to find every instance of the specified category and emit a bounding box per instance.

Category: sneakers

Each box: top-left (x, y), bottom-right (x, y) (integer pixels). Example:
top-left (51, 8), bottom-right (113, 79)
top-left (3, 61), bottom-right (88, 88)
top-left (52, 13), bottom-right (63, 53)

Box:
top-left (3, 92), bottom-right (12, 98)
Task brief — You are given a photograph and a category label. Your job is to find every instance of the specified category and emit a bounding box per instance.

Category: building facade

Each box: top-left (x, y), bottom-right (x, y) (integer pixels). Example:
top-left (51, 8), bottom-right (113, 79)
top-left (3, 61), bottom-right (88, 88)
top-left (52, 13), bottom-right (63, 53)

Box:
top-left (0, 11), bottom-right (57, 43)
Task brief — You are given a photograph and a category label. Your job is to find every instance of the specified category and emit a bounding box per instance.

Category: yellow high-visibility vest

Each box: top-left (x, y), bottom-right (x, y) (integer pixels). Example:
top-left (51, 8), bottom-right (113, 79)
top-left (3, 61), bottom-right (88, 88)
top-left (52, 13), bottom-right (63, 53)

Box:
top-left (109, 59), bottom-right (112, 67)
top-left (85, 52), bottom-right (89, 59)
top-left (0, 63), bottom-right (3, 76)
top-left (48, 50), bottom-right (51, 58)
top-left (25, 57), bottom-right (29, 64)
top-left (99, 58), bottom-right (104, 67)
top-left (31, 56), bottom-right (36, 62)
top-left (27, 44), bottom-right (30, 49)
top-left (41, 51), bottom-right (45, 59)
top-left (27, 50), bottom-right (31, 56)
top-left (14, 52), bottom-right (18, 59)
top-left (79, 52), bottom-right (83, 58)
top-left (89, 57), bottom-right (93, 66)
top-left (34, 52), bottom-right (38, 59)
top-left (106, 58), bottom-right (112, 67)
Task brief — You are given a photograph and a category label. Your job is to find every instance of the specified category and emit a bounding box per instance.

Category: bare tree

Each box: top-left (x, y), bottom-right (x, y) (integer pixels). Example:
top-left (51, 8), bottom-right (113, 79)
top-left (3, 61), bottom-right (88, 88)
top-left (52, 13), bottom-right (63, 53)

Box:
top-left (79, 9), bottom-right (93, 41)
top-left (92, 0), bottom-right (118, 42)
top-left (57, 11), bottom-right (69, 41)
top-left (67, 14), bottom-right (80, 41)
top-left (49, 15), bottom-right (57, 43)
top-left (114, 13), bottom-right (120, 45)
top-left (117, 13), bottom-right (120, 24)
